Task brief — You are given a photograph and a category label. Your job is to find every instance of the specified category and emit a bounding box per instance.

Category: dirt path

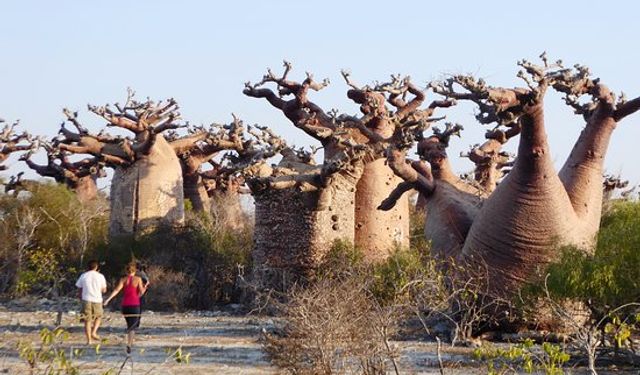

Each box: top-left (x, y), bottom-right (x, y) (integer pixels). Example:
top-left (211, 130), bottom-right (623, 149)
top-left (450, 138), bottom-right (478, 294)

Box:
top-left (0, 309), bottom-right (276, 374)
top-left (0, 303), bottom-right (484, 374)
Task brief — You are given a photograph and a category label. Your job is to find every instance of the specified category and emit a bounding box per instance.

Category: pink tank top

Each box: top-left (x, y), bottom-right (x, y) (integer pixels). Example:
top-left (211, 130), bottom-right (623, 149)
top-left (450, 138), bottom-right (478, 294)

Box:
top-left (122, 275), bottom-right (140, 307)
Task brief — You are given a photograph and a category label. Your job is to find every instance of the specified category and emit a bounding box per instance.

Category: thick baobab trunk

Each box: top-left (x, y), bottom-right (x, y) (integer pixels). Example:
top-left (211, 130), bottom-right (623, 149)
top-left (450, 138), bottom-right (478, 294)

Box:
top-left (424, 179), bottom-right (484, 261)
top-left (183, 172), bottom-right (210, 213)
top-left (355, 159), bottom-right (409, 261)
top-left (74, 175), bottom-right (99, 202)
top-left (211, 190), bottom-right (246, 231)
top-left (558, 104), bottom-right (617, 250)
top-left (410, 135), bottom-right (487, 262)
top-left (109, 136), bottom-right (185, 236)
top-left (252, 173), bottom-right (356, 288)
top-left (459, 105), bottom-right (582, 294)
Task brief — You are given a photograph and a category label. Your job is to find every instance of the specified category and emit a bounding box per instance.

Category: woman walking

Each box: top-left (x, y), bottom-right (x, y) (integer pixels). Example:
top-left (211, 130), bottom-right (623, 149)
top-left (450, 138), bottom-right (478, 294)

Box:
top-left (104, 262), bottom-right (149, 353)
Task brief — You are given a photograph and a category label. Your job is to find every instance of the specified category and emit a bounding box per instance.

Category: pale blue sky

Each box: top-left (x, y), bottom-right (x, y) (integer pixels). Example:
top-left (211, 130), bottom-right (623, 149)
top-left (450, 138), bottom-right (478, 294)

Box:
top-left (2, 1), bottom-right (639, 188)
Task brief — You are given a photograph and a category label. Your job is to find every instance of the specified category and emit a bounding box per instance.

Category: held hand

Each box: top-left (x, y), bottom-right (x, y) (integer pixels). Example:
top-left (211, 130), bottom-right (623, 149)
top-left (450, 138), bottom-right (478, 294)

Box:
top-left (103, 299), bottom-right (109, 307)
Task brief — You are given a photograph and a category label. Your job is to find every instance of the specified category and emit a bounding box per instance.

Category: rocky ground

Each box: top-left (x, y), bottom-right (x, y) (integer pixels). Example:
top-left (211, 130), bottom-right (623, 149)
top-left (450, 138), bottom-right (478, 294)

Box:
top-left (0, 298), bottom-right (637, 374)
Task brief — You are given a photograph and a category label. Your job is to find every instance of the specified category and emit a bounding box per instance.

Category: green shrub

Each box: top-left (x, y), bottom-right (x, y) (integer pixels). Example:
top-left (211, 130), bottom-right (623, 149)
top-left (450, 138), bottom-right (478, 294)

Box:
top-left (0, 181), bottom-right (252, 310)
top-left (0, 182), bottom-right (108, 296)
top-left (541, 200), bottom-right (640, 311)
top-left (18, 327), bottom-right (83, 375)
top-left (474, 339), bottom-right (570, 375)
top-left (371, 246), bottom-right (428, 304)
top-left (317, 239), bottom-right (432, 306)
top-left (316, 239), bottom-right (366, 279)
top-left (98, 212), bottom-right (253, 309)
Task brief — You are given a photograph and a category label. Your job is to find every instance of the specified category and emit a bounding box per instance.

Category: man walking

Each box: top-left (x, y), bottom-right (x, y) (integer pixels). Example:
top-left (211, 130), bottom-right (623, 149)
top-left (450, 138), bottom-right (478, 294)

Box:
top-left (75, 260), bottom-right (107, 345)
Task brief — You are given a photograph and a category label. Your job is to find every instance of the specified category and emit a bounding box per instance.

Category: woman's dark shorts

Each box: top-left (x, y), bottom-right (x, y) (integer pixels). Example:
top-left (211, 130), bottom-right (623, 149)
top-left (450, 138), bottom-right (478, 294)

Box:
top-left (121, 305), bottom-right (141, 332)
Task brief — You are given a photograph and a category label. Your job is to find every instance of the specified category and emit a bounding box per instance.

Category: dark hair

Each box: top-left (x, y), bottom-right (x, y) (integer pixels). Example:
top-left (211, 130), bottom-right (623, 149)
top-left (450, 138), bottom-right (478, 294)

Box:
top-left (88, 260), bottom-right (99, 270)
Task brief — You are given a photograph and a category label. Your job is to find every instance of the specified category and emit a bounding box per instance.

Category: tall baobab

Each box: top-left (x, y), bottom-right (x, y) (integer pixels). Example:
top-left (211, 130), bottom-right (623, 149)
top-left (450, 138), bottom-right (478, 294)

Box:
top-left (55, 91), bottom-right (185, 236)
top-left (243, 62), bottom-right (368, 280)
top-left (383, 55), bottom-right (640, 296)
top-left (244, 62), bottom-right (450, 269)
top-left (340, 71), bottom-right (453, 258)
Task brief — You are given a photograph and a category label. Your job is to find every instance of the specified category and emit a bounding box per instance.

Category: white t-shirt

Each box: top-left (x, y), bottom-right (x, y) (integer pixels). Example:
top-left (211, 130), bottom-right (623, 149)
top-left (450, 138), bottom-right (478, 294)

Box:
top-left (75, 270), bottom-right (107, 303)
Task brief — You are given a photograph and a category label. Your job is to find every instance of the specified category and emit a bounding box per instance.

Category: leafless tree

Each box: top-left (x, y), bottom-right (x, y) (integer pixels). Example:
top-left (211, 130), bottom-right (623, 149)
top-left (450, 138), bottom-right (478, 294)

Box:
top-left (0, 119), bottom-right (33, 171)
top-left (340, 70), bottom-right (454, 258)
top-left (382, 54), bottom-right (640, 298)
top-left (0, 206), bottom-right (43, 294)
top-left (20, 139), bottom-right (106, 202)
top-left (55, 90), bottom-right (186, 235)
top-left (243, 61), bottom-right (450, 287)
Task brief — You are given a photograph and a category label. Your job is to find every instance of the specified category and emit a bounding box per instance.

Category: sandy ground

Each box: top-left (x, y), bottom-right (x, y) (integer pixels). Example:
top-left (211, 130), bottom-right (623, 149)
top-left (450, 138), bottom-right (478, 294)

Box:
top-left (0, 301), bottom-right (636, 374)
top-left (0, 300), bottom-right (484, 374)
top-left (0, 308), bottom-right (278, 374)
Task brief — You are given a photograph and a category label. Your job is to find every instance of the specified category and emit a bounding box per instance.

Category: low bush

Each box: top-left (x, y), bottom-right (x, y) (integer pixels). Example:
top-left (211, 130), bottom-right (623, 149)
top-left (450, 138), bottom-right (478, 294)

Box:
top-left (0, 182), bottom-right (108, 297)
top-left (473, 339), bottom-right (570, 375)
top-left (519, 200), bottom-right (640, 373)
top-left (543, 200), bottom-right (640, 311)
top-left (99, 211), bottom-right (253, 310)
top-left (144, 266), bottom-right (191, 311)
top-left (0, 182), bottom-right (253, 311)
top-left (263, 276), bottom-right (401, 375)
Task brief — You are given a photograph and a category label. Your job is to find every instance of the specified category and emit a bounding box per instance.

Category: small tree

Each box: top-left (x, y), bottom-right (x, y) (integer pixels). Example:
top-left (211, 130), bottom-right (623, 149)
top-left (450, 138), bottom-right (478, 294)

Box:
top-left (20, 138), bottom-right (106, 202)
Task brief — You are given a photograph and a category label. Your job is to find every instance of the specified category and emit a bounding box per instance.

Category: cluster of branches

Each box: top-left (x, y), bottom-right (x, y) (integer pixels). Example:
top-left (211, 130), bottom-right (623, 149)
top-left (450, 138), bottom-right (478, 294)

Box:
top-left (382, 53), bottom-right (640, 207)
top-left (0, 119), bottom-right (33, 171)
top-left (167, 114), bottom-right (288, 196)
top-left (1, 90), bottom-right (290, 201)
top-left (240, 61), bottom-right (458, 202)
top-left (55, 89), bottom-right (183, 167)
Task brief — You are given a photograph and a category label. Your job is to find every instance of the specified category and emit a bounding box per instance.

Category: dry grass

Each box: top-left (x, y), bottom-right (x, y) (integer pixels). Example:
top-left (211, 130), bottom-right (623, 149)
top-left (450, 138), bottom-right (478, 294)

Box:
top-left (262, 276), bottom-right (401, 375)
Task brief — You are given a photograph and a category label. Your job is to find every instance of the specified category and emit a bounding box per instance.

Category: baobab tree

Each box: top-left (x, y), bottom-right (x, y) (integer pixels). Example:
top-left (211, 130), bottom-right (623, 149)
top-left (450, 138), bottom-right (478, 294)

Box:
top-left (202, 168), bottom-right (250, 231)
top-left (243, 62), bottom-right (368, 280)
top-left (55, 92), bottom-right (185, 236)
top-left (167, 116), bottom-right (256, 215)
top-left (20, 140), bottom-right (106, 202)
top-left (0, 119), bottom-right (32, 171)
top-left (382, 55), bottom-right (640, 296)
top-left (340, 71), bottom-right (437, 258)
top-left (207, 115), bottom-right (350, 282)
top-left (381, 122), bottom-right (491, 262)
top-left (244, 62), bottom-right (450, 269)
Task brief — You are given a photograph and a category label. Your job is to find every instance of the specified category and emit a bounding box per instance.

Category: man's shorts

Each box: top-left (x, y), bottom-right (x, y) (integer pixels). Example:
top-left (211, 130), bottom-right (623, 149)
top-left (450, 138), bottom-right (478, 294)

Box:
top-left (81, 301), bottom-right (103, 321)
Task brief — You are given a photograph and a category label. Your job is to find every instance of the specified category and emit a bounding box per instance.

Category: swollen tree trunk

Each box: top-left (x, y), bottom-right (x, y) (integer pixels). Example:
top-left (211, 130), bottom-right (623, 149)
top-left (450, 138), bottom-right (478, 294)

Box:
top-left (381, 128), bottom-right (488, 262)
top-left (252, 172), bottom-right (357, 287)
top-left (459, 105), bottom-right (582, 294)
top-left (355, 159), bottom-right (409, 261)
top-left (386, 60), bottom-right (640, 301)
top-left (424, 179), bottom-right (484, 261)
top-left (183, 171), bottom-right (210, 213)
top-left (558, 102), bottom-right (617, 250)
top-left (109, 136), bottom-right (185, 236)
top-left (74, 175), bottom-right (99, 203)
